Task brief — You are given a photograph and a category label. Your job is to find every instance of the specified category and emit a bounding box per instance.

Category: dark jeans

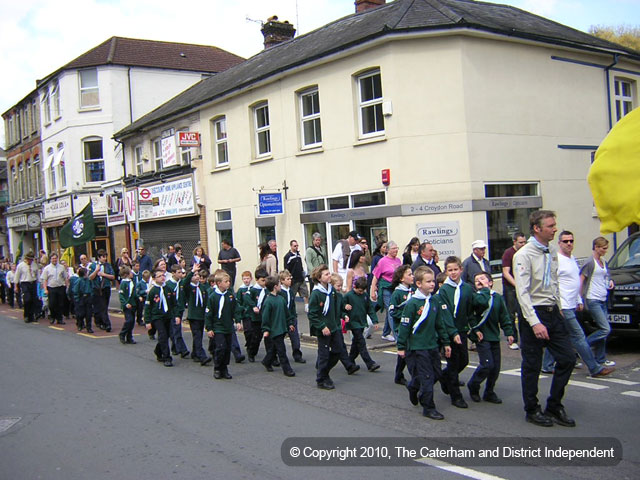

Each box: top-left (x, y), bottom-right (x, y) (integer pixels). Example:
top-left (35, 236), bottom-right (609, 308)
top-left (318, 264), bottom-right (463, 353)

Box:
top-left (136, 301), bottom-right (145, 325)
top-left (406, 349), bottom-right (442, 410)
top-left (213, 333), bottom-right (232, 373)
top-left (348, 328), bottom-right (375, 368)
top-left (316, 330), bottom-right (354, 384)
top-left (503, 284), bottom-right (520, 344)
top-left (92, 288), bottom-right (111, 329)
top-left (120, 308), bottom-right (136, 340)
top-left (152, 317), bottom-right (172, 361)
top-left (231, 330), bottom-right (243, 360)
top-left (442, 332), bottom-right (469, 400)
top-left (170, 316), bottom-right (188, 354)
top-left (286, 318), bottom-right (303, 360)
top-left (246, 321), bottom-right (263, 357)
top-left (520, 305), bottom-right (574, 414)
top-left (395, 354), bottom-right (407, 383)
top-left (468, 340), bottom-right (502, 396)
top-left (48, 286), bottom-right (66, 324)
top-left (7, 283), bottom-right (15, 307)
top-left (75, 295), bottom-right (92, 329)
top-left (189, 318), bottom-right (207, 360)
top-left (20, 281), bottom-right (38, 322)
top-left (263, 333), bottom-right (293, 374)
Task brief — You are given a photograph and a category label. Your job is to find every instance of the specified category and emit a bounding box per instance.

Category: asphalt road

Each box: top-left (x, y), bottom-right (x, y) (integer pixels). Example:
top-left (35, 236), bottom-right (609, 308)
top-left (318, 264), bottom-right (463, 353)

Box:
top-left (1, 306), bottom-right (639, 480)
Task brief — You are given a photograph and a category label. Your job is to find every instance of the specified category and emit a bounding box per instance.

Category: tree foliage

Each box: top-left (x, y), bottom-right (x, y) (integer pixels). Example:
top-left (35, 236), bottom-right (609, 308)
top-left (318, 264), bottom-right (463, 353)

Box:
top-left (589, 25), bottom-right (640, 52)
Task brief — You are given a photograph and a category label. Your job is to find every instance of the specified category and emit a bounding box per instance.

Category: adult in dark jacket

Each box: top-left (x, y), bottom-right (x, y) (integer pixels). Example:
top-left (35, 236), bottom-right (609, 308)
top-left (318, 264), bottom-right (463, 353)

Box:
top-left (461, 240), bottom-right (491, 287)
top-left (411, 241), bottom-right (442, 290)
top-left (135, 245), bottom-right (153, 274)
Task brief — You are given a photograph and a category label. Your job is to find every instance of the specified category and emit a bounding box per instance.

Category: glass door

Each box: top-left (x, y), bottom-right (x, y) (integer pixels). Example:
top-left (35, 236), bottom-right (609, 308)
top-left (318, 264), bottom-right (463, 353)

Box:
top-left (328, 222), bottom-right (351, 270)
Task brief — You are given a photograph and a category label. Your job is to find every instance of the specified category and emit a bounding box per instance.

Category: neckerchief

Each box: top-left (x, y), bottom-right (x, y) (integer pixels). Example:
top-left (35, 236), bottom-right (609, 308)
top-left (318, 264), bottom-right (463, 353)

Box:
top-left (475, 290), bottom-right (495, 330)
top-left (281, 285), bottom-right (291, 307)
top-left (123, 279), bottom-right (133, 299)
top-left (172, 278), bottom-right (180, 301)
top-left (152, 281), bottom-right (168, 312)
top-left (214, 286), bottom-right (226, 318)
top-left (252, 285), bottom-right (265, 309)
top-left (391, 284), bottom-right (413, 311)
top-left (313, 283), bottom-right (332, 315)
top-left (528, 237), bottom-right (551, 288)
top-left (444, 277), bottom-right (462, 317)
top-left (191, 282), bottom-right (203, 307)
top-left (412, 290), bottom-right (431, 334)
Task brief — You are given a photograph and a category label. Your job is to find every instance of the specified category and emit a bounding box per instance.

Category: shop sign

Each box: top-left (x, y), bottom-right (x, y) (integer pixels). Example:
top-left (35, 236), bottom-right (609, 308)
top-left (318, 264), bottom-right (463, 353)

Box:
top-left (138, 177), bottom-right (195, 221)
top-left (258, 193), bottom-right (284, 216)
top-left (44, 197), bottom-right (72, 220)
top-left (402, 201), bottom-right (472, 216)
top-left (178, 132), bottom-right (200, 147)
top-left (416, 221), bottom-right (462, 258)
top-left (73, 195), bottom-right (108, 216)
top-left (106, 192), bottom-right (126, 226)
top-left (125, 189), bottom-right (137, 222)
top-left (161, 135), bottom-right (178, 168)
top-left (7, 214), bottom-right (27, 228)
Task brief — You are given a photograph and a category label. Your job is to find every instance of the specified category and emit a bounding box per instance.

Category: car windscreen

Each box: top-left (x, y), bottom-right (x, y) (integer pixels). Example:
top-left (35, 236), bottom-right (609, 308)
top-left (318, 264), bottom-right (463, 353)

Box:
top-left (609, 235), bottom-right (640, 269)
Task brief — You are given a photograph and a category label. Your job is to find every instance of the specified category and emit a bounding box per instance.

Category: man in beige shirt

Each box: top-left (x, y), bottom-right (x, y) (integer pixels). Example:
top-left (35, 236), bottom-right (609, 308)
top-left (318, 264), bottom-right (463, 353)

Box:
top-left (41, 253), bottom-right (69, 325)
top-left (514, 210), bottom-right (575, 428)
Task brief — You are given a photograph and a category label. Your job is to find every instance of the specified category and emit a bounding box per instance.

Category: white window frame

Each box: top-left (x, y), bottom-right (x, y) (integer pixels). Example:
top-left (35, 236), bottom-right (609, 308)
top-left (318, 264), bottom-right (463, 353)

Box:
top-left (34, 155), bottom-right (42, 197)
top-left (79, 68), bottom-right (99, 108)
top-left (213, 116), bottom-right (229, 167)
top-left (357, 70), bottom-right (384, 138)
top-left (22, 106), bottom-right (30, 139)
top-left (31, 99), bottom-right (38, 133)
top-left (52, 82), bottom-right (61, 119)
top-left (83, 138), bottom-right (105, 183)
top-left (26, 158), bottom-right (33, 198)
top-left (55, 144), bottom-right (66, 189)
top-left (46, 148), bottom-right (56, 193)
top-left (153, 138), bottom-right (162, 171)
top-left (299, 88), bottom-right (322, 149)
top-left (135, 145), bottom-right (144, 175)
top-left (614, 78), bottom-right (634, 122)
top-left (42, 90), bottom-right (51, 124)
top-left (253, 102), bottom-right (271, 158)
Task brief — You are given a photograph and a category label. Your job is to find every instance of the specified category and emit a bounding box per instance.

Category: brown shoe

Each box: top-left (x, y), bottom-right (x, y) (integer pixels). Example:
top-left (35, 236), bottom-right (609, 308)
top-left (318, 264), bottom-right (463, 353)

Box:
top-left (592, 367), bottom-right (615, 378)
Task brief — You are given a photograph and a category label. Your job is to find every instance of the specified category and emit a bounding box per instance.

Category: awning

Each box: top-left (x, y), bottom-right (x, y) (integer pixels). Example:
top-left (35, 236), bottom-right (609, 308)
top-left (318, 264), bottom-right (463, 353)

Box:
top-left (53, 148), bottom-right (65, 167)
top-left (43, 152), bottom-right (54, 170)
top-left (42, 219), bottom-right (67, 228)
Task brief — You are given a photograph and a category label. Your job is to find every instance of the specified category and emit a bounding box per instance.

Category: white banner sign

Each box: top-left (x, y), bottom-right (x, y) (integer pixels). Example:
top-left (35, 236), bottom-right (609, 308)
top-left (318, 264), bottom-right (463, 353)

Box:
top-left (44, 197), bottom-right (72, 220)
top-left (138, 177), bottom-right (195, 220)
top-left (416, 221), bottom-right (461, 258)
top-left (125, 189), bottom-right (137, 222)
top-left (161, 136), bottom-right (177, 168)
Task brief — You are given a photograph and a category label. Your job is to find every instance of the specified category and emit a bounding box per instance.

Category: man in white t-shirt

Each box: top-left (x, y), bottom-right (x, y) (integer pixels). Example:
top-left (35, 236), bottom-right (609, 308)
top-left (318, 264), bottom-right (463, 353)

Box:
top-left (331, 230), bottom-right (362, 282)
top-left (542, 231), bottom-right (614, 378)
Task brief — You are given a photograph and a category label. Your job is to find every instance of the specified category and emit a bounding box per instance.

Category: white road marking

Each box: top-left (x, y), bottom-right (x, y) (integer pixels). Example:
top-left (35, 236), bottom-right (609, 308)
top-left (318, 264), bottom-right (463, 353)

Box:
top-left (567, 380), bottom-right (608, 390)
top-left (621, 391), bottom-right (640, 398)
top-left (416, 457), bottom-right (508, 480)
top-left (591, 377), bottom-right (640, 386)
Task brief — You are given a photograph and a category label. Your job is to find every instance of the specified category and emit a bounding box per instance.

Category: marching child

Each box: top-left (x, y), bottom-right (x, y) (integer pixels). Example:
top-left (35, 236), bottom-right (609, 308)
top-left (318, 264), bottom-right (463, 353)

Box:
top-left (132, 261), bottom-right (143, 325)
top-left (183, 265), bottom-right (211, 365)
top-left (73, 267), bottom-right (93, 333)
top-left (438, 256), bottom-right (476, 409)
top-left (466, 272), bottom-right (514, 404)
top-left (166, 264), bottom-right (190, 359)
top-left (331, 273), bottom-right (361, 374)
top-left (389, 265), bottom-right (415, 385)
top-left (243, 269), bottom-right (268, 362)
top-left (118, 265), bottom-right (137, 344)
top-left (278, 270), bottom-right (305, 363)
top-left (136, 270), bottom-right (151, 335)
top-left (261, 276), bottom-right (296, 376)
top-left (144, 269), bottom-right (177, 367)
top-left (237, 271), bottom-right (253, 358)
top-left (343, 276), bottom-right (380, 372)
top-left (205, 270), bottom-right (242, 379)
top-left (308, 265), bottom-right (359, 390)
top-left (397, 267), bottom-right (460, 420)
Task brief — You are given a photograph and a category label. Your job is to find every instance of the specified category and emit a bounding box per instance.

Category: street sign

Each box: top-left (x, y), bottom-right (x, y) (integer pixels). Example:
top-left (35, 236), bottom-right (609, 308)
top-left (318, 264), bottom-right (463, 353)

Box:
top-left (258, 192), bottom-right (284, 216)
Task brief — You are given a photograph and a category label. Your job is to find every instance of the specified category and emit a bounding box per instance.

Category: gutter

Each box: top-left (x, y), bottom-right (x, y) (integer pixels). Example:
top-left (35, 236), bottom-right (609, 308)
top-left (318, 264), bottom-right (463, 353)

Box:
top-left (605, 54), bottom-right (619, 251)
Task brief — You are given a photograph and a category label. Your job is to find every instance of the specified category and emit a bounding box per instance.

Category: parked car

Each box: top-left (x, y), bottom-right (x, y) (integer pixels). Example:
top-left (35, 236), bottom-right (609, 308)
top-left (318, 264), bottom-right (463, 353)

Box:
top-left (580, 232), bottom-right (640, 335)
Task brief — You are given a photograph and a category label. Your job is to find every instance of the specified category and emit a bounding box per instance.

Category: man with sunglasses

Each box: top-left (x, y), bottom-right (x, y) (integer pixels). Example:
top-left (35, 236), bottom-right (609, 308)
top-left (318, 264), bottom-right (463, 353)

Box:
top-left (541, 231), bottom-right (615, 378)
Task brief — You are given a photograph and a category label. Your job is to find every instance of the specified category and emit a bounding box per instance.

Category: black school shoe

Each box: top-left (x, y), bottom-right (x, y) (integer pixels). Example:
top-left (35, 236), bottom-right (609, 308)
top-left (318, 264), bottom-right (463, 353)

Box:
top-left (293, 357), bottom-right (306, 364)
top-left (483, 393), bottom-right (503, 404)
top-left (451, 397), bottom-right (468, 409)
top-left (395, 377), bottom-right (407, 386)
top-left (544, 407), bottom-right (576, 427)
top-left (163, 359), bottom-right (173, 367)
top-left (423, 409), bottom-right (445, 420)
top-left (284, 370), bottom-right (296, 377)
top-left (126, 339), bottom-right (137, 344)
top-left (235, 355), bottom-right (246, 363)
top-left (222, 371), bottom-right (233, 379)
top-left (180, 351), bottom-right (190, 359)
top-left (119, 334), bottom-right (126, 344)
top-left (368, 363), bottom-right (381, 372)
top-left (317, 380), bottom-right (335, 390)
top-left (468, 386), bottom-right (481, 403)
top-left (347, 364), bottom-right (360, 375)
top-left (200, 356), bottom-right (212, 366)
top-left (213, 370), bottom-right (222, 379)
top-left (262, 361), bottom-right (274, 372)
top-left (408, 388), bottom-right (419, 406)
top-left (525, 408), bottom-right (554, 427)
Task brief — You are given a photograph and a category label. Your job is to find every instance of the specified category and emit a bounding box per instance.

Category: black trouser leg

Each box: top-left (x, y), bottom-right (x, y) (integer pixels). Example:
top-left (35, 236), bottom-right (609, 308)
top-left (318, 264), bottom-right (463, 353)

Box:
top-left (121, 308), bottom-right (136, 339)
top-left (443, 332), bottom-right (468, 400)
top-left (350, 328), bottom-right (374, 367)
top-left (214, 333), bottom-right (232, 373)
top-left (272, 333), bottom-right (293, 374)
top-left (153, 317), bottom-right (172, 360)
top-left (49, 286), bottom-right (65, 323)
top-left (189, 319), bottom-right (206, 360)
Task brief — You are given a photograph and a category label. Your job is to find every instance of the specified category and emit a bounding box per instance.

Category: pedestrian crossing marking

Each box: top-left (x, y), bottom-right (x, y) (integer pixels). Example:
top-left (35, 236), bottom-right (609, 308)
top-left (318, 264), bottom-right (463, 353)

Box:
top-left (567, 380), bottom-right (608, 390)
top-left (591, 378), bottom-right (639, 386)
top-left (48, 326), bottom-right (64, 331)
top-left (416, 457), bottom-right (508, 480)
top-left (621, 391), bottom-right (640, 397)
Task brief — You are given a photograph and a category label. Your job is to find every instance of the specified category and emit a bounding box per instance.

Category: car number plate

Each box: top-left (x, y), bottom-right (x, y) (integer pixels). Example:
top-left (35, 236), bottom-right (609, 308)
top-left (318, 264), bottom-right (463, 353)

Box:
top-left (608, 314), bottom-right (631, 324)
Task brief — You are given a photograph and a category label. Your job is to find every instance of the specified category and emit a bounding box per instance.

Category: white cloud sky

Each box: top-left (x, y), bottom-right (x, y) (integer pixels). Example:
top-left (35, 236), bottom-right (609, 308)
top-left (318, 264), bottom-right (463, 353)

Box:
top-left (1, 0), bottom-right (638, 146)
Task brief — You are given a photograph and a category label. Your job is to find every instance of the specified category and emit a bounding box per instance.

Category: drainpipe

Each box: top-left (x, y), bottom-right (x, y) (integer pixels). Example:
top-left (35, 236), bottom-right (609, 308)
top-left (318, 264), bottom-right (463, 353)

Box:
top-left (604, 54), bottom-right (619, 251)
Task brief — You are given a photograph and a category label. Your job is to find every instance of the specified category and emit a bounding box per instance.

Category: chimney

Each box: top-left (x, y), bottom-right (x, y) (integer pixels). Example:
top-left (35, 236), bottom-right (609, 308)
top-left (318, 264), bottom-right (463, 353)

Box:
top-left (355, 0), bottom-right (386, 13)
top-left (261, 16), bottom-right (296, 49)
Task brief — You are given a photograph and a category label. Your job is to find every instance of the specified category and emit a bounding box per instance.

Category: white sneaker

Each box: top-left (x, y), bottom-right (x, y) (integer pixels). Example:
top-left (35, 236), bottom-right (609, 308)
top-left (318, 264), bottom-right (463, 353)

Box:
top-left (574, 362), bottom-right (583, 369)
top-left (604, 360), bottom-right (616, 367)
top-left (381, 335), bottom-right (396, 342)
top-left (509, 343), bottom-right (520, 350)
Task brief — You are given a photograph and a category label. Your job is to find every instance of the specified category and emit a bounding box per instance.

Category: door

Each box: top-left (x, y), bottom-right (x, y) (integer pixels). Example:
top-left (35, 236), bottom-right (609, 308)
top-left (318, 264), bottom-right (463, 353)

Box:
top-left (328, 222), bottom-right (351, 269)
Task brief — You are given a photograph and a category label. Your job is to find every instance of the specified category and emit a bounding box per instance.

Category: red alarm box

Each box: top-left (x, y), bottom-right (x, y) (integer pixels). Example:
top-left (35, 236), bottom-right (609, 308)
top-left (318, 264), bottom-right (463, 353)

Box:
top-left (381, 168), bottom-right (390, 186)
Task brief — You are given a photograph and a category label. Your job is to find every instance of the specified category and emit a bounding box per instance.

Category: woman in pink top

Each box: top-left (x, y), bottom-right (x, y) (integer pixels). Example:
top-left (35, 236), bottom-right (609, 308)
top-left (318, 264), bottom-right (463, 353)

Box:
top-left (370, 241), bottom-right (401, 340)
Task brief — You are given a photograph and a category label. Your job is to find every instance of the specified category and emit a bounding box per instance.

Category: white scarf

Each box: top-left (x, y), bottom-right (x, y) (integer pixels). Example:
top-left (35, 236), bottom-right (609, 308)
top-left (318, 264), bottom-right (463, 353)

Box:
top-left (412, 291), bottom-right (431, 333)
top-left (281, 285), bottom-right (291, 306)
top-left (444, 277), bottom-right (462, 318)
top-left (191, 282), bottom-right (203, 307)
top-left (313, 283), bottom-right (333, 315)
top-left (214, 286), bottom-right (226, 318)
top-left (475, 291), bottom-right (495, 330)
top-left (152, 281), bottom-right (168, 312)
top-left (252, 284), bottom-right (265, 309)
top-left (123, 279), bottom-right (134, 299)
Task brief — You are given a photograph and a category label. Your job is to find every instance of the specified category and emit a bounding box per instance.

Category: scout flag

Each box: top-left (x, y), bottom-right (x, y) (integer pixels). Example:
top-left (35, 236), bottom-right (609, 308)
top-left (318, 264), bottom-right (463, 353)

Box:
top-left (61, 247), bottom-right (75, 267)
top-left (60, 203), bottom-right (96, 248)
top-left (588, 106), bottom-right (640, 234)
top-left (15, 232), bottom-right (24, 262)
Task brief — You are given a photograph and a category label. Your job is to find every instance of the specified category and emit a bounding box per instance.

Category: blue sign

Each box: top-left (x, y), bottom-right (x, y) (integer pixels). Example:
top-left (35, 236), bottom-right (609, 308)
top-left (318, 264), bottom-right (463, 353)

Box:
top-left (258, 193), bottom-right (284, 216)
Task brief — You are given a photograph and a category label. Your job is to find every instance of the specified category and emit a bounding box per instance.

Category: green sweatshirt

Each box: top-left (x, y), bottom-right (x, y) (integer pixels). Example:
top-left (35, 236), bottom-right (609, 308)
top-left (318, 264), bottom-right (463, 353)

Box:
top-left (144, 284), bottom-right (175, 324)
top-left (389, 285), bottom-right (414, 333)
top-left (470, 288), bottom-right (514, 342)
top-left (204, 287), bottom-right (240, 334)
top-left (261, 292), bottom-right (293, 337)
top-left (396, 295), bottom-right (457, 351)
top-left (119, 278), bottom-right (137, 311)
top-left (343, 290), bottom-right (377, 330)
top-left (437, 281), bottom-right (475, 333)
top-left (308, 286), bottom-right (342, 336)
